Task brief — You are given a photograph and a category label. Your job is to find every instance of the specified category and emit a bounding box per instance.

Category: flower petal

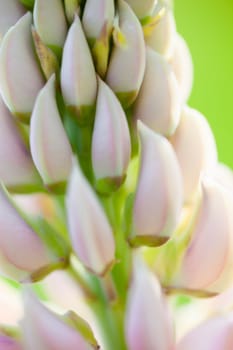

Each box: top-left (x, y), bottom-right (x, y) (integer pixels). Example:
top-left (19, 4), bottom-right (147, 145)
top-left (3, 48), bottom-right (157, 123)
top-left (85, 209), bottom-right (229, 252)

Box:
top-left (66, 161), bottom-right (115, 275)
top-left (0, 12), bottom-right (44, 121)
top-left (30, 74), bottom-right (72, 186)
top-left (133, 48), bottom-right (181, 136)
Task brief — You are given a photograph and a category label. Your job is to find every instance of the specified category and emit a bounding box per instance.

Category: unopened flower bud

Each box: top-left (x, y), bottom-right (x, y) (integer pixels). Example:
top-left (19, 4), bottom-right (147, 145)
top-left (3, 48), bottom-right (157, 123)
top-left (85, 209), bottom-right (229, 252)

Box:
top-left (133, 48), bottom-right (181, 136)
top-left (30, 74), bottom-right (72, 188)
top-left (106, 0), bottom-right (146, 107)
top-left (82, 0), bottom-right (114, 77)
top-left (174, 178), bottom-right (233, 292)
top-left (0, 12), bottom-right (44, 122)
top-left (0, 184), bottom-right (50, 281)
top-left (0, 96), bottom-right (41, 191)
top-left (22, 290), bottom-right (97, 350)
top-left (92, 78), bottom-right (131, 193)
top-left (82, 0), bottom-right (114, 41)
top-left (125, 0), bottom-right (157, 19)
top-left (0, 335), bottom-right (22, 350)
top-left (146, 9), bottom-right (176, 59)
top-left (61, 15), bottom-right (97, 124)
top-left (178, 313), bottom-right (233, 350)
top-left (0, 0), bottom-right (25, 41)
top-left (169, 34), bottom-right (193, 102)
top-left (125, 260), bottom-right (174, 350)
top-left (170, 107), bottom-right (217, 202)
top-left (131, 121), bottom-right (183, 247)
top-left (33, 0), bottom-right (67, 49)
top-left (66, 161), bottom-right (115, 275)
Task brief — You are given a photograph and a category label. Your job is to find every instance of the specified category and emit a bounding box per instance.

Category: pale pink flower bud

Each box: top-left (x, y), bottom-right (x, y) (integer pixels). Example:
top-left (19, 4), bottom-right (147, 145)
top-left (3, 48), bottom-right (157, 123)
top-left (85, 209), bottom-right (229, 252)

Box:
top-left (82, 0), bottom-right (114, 41)
top-left (30, 74), bottom-right (72, 187)
top-left (124, 0), bottom-right (157, 19)
top-left (131, 121), bottom-right (183, 246)
top-left (0, 184), bottom-right (50, 281)
top-left (178, 313), bottom-right (233, 350)
top-left (125, 260), bottom-right (174, 350)
top-left (106, 0), bottom-right (146, 107)
top-left (146, 9), bottom-right (176, 59)
top-left (66, 161), bottom-right (115, 275)
top-left (0, 95), bottom-right (41, 190)
top-left (22, 290), bottom-right (96, 350)
top-left (0, 335), bottom-right (22, 350)
top-left (170, 107), bottom-right (217, 202)
top-left (91, 78), bottom-right (131, 193)
top-left (169, 34), bottom-right (193, 102)
top-left (133, 48), bottom-right (181, 136)
top-left (33, 0), bottom-right (67, 48)
top-left (174, 178), bottom-right (233, 291)
top-left (0, 0), bottom-right (25, 41)
top-left (0, 13), bottom-right (44, 121)
top-left (61, 15), bottom-right (97, 122)
top-left (82, 0), bottom-right (114, 77)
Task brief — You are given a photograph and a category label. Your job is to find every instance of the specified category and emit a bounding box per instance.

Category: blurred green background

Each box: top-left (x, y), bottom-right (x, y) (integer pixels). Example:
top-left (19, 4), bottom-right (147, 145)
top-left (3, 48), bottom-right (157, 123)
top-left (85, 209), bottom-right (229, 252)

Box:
top-left (174, 0), bottom-right (233, 167)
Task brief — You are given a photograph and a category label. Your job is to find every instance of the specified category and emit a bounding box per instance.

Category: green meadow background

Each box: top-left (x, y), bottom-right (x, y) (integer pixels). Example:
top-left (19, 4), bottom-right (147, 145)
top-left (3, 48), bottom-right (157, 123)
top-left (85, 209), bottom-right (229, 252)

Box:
top-left (174, 0), bottom-right (233, 167)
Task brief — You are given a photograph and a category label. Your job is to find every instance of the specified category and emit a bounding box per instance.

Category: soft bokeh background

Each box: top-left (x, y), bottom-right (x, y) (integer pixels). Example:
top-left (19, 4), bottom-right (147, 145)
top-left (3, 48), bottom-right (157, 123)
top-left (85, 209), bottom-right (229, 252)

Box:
top-left (174, 0), bottom-right (233, 167)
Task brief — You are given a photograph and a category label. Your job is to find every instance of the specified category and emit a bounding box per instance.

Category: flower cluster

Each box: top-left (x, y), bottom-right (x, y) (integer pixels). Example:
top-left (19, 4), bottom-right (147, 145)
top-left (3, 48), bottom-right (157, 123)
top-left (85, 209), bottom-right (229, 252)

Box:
top-left (0, 0), bottom-right (233, 349)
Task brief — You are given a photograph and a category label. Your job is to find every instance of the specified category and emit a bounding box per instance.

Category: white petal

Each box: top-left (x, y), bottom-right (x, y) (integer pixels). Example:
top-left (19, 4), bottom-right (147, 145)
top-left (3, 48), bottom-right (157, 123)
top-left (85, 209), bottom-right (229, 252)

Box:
top-left (132, 121), bottom-right (183, 245)
top-left (126, 261), bottom-right (174, 350)
top-left (169, 34), bottom-right (193, 102)
top-left (30, 75), bottom-right (72, 185)
top-left (106, 0), bottom-right (146, 104)
top-left (134, 48), bottom-right (181, 136)
top-left (170, 106), bottom-right (217, 202)
top-left (175, 178), bottom-right (233, 290)
top-left (0, 96), bottom-right (40, 188)
top-left (82, 0), bottom-right (114, 40)
top-left (66, 162), bottom-right (115, 275)
top-left (124, 0), bottom-right (156, 19)
top-left (0, 12), bottom-right (44, 118)
top-left (61, 15), bottom-right (97, 109)
top-left (22, 291), bottom-right (93, 350)
top-left (33, 0), bottom-right (67, 47)
top-left (146, 9), bottom-right (176, 59)
top-left (0, 185), bottom-right (49, 275)
top-left (92, 79), bottom-right (131, 181)
top-left (178, 314), bottom-right (233, 350)
top-left (0, 0), bottom-right (25, 41)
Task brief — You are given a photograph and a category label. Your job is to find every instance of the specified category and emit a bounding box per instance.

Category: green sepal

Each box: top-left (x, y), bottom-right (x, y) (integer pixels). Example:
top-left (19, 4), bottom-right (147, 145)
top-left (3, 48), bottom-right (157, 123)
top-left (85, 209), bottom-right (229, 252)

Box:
top-left (6, 181), bottom-right (45, 195)
top-left (95, 175), bottom-right (126, 196)
top-left (63, 311), bottom-right (100, 349)
top-left (45, 181), bottom-right (67, 195)
top-left (64, 0), bottom-right (80, 24)
top-left (14, 111), bottom-right (31, 124)
top-left (142, 6), bottom-right (166, 39)
top-left (0, 325), bottom-right (21, 340)
top-left (91, 23), bottom-right (111, 78)
top-left (116, 90), bottom-right (138, 109)
top-left (27, 257), bottom-right (69, 283)
top-left (19, 0), bottom-right (34, 10)
top-left (28, 217), bottom-right (70, 262)
top-left (122, 193), bottom-right (134, 239)
top-left (128, 234), bottom-right (169, 248)
top-left (67, 104), bottom-right (95, 126)
top-left (32, 28), bottom-right (59, 80)
top-left (47, 45), bottom-right (63, 61)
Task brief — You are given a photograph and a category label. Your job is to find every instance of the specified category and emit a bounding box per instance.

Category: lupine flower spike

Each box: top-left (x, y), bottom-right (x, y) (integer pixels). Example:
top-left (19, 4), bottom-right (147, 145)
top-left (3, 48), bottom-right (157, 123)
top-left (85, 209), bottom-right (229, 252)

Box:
top-left (0, 1), bottom-right (232, 349)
